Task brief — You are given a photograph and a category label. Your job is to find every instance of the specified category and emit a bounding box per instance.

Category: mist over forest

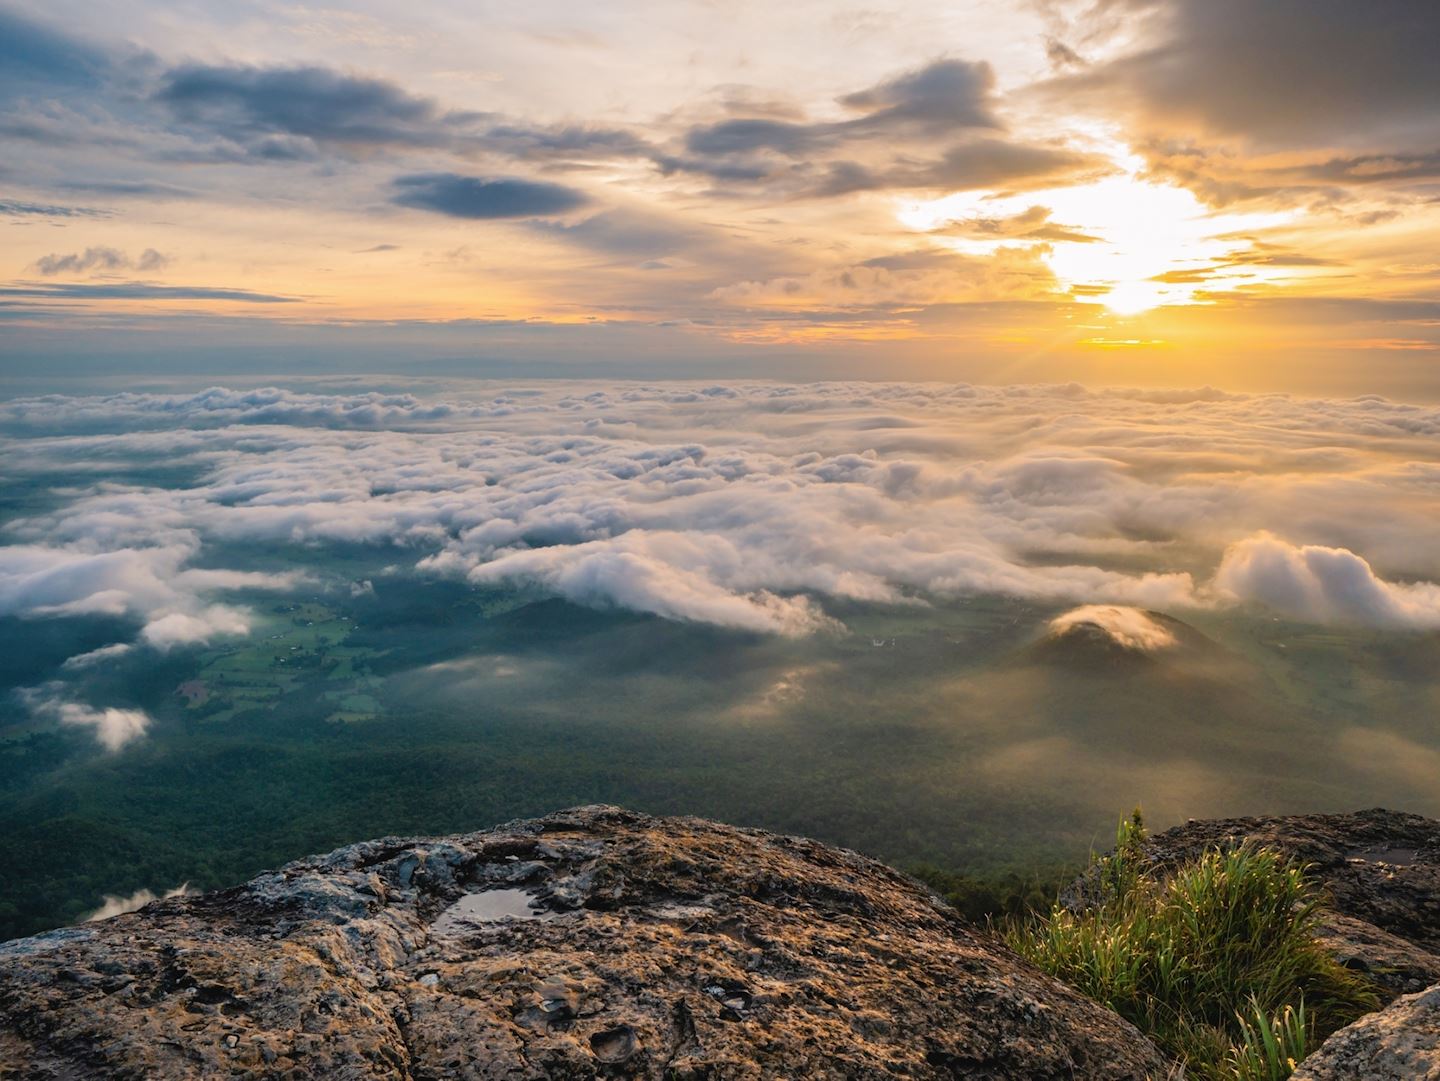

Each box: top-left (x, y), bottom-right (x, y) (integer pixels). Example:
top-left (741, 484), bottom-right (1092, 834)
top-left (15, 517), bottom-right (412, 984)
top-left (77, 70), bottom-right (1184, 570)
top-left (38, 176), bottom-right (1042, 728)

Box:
top-left (4, 378), bottom-right (1438, 940)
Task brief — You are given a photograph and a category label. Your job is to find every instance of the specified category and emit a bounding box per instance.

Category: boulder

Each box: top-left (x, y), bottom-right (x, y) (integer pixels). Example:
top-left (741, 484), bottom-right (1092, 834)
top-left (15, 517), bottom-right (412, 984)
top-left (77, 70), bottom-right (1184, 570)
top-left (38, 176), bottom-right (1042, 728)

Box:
top-left (0, 805), bottom-right (1169, 1080)
top-left (1292, 982), bottom-right (1440, 1080)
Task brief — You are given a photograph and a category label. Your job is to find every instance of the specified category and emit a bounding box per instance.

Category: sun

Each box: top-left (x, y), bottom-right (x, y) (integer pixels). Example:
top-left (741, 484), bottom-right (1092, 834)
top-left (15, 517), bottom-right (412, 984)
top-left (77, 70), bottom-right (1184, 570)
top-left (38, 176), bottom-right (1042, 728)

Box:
top-left (898, 151), bottom-right (1297, 315)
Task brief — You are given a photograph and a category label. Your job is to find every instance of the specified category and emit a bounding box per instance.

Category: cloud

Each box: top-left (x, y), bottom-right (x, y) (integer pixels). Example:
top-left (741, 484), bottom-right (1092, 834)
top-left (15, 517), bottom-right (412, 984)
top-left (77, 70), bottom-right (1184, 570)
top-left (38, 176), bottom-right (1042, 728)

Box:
top-left (479, 122), bottom-right (652, 163)
top-left (806, 139), bottom-right (1109, 197)
top-left (710, 246), bottom-right (1057, 310)
top-left (669, 58), bottom-right (1109, 198)
top-left (1027, 2), bottom-right (1440, 217)
top-left (0, 199), bottom-right (109, 219)
top-left (152, 59), bottom-right (653, 169)
top-left (1045, 37), bottom-right (1087, 72)
top-left (140, 605), bottom-right (252, 649)
top-left (934, 205), bottom-right (1101, 244)
top-left (33, 248), bottom-right (169, 275)
top-left (33, 247), bottom-right (127, 275)
top-left (391, 173), bottom-right (590, 219)
top-left (847, 139), bottom-right (1109, 195)
top-left (836, 59), bottom-right (999, 134)
top-left (0, 544), bottom-right (192, 617)
top-left (530, 207), bottom-right (718, 259)
top-left (0, 386), bottom-right (489, 430)
top-left (685, 118), bottom-right (821, 158)
top-left (1213, 532), bottom-right (1440, 628)
top-left (25, 692), bottom-right (152, 752)
top-left (680, 58), bottom-right (997, 161)
top-left (0, 283), bottom-right (295, 303)
top-left (0, 8), bottom-right (110, 98)
top-left (4, 383), bottom-right (1440, 641)
top-left (1055, 0), bottom-right (1440, 148)
top-left (61, 643), bottom-right (134, 669)
top-left (54, 180), bottom-right (198, 199)
top-left (0, 543), bottom-right (300, 651)
top-left (1048, 605), bottom-right (1177, 651)
top-left (459, 532), bottom-right (842, 637)
top-left (156, 63), bottom-right (457, 156)
top-left (86, 883), bottom-right (192, 921)
top-left (1, 1), bottom-right (1432, 344)
top-left (60, 702), bottom-right (151, 751)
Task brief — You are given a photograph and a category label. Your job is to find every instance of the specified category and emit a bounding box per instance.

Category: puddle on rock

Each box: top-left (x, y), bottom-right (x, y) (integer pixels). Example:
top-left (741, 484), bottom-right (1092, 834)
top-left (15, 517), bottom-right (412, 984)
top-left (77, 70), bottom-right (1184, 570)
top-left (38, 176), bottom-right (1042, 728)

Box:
top-left (1348, 847), bottom-right (1420, 867)
top-left (590, 1024), bottom-right (638, 1063)
top-left (431, 888), bottom-right (556, 935)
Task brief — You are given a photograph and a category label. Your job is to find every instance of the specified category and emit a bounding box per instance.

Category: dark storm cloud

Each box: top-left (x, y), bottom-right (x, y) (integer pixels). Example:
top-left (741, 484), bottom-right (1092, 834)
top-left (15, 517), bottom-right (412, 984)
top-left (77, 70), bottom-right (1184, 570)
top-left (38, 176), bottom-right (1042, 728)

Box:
top-left (0, 282), bottom-right (297, 302)
top-left (390, 173), bottom-right (590, 219)
top-left (1056, 0), bottom-right (1440, 147)
top-left (672, 59), bottom-right (1105, 198)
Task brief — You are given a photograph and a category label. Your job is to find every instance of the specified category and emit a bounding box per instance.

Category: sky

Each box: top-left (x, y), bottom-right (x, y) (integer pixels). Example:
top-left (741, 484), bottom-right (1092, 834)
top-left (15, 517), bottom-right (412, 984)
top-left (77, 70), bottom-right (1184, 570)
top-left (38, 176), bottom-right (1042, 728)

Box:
top-left (2, 1), bottom-right (1440, 394)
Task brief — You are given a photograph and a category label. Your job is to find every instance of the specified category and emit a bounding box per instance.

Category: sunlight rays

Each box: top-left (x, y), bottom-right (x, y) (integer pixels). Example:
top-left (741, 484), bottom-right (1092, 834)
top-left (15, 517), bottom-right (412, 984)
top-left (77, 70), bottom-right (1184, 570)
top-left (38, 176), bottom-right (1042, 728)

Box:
top-left (901, 149), bottom-right (1300, 314)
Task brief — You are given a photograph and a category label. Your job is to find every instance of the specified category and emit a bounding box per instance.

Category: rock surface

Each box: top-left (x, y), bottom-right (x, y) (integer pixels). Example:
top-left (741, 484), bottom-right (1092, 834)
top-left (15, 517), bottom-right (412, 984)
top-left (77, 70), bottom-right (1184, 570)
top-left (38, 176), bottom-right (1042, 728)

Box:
top-left (1292, 982), bottom-right (1440, 1081)
top-left (0, 805), bottom-right (1170, 1080)
top-left (1076, 808), bottom-right (1440, 999)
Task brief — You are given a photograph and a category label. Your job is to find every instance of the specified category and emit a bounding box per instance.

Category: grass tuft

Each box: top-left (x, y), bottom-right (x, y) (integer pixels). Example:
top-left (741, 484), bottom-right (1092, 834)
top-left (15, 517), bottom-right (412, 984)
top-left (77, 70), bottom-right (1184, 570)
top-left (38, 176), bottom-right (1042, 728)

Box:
top-left (1005, 811), bottom-right (1378, 1080)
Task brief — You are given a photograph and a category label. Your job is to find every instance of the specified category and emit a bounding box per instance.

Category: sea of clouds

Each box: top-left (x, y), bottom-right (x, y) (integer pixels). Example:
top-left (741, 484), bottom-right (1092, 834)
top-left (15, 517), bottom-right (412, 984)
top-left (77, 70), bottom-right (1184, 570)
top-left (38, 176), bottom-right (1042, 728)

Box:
top-left (4, 381), bottom-right (1440, 698)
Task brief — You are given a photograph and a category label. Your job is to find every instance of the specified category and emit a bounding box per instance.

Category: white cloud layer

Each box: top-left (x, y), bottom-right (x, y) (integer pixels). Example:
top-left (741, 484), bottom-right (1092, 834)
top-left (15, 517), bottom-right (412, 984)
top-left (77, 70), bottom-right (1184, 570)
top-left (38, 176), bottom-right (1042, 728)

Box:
top-left (28, 694), bottom-right (154, 752)
top-left (3, 381), bottom-right (1440, 637)
top-left (1214, 533), bottom-right (1440, 628)
top-left (60, 643), bottom-right (134, 669)
top-left (0, 541), bottom-right (303, 651)
top-left (1048, 605), bottom-right (1177, 651)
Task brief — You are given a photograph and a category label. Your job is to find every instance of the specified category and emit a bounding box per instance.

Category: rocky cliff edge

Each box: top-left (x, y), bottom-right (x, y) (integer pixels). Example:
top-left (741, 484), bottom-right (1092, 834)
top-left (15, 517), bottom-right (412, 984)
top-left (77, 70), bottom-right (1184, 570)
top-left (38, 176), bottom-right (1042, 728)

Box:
top-left (0, 806), bottom-right (1169, 1080)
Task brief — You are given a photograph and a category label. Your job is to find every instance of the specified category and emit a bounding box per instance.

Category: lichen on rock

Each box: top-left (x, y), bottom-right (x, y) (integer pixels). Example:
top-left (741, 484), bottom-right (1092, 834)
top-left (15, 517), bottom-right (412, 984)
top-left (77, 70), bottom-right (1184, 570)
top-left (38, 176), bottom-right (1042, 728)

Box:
top-left (1293, 982), bottom-right (1440, 1080)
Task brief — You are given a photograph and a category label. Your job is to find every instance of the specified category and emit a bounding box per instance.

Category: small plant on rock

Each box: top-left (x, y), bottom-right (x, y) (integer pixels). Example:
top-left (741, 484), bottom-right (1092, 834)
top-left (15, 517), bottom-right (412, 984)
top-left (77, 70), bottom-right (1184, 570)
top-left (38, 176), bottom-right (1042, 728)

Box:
top-left (1005, 812), bottom-right (1378, 1081)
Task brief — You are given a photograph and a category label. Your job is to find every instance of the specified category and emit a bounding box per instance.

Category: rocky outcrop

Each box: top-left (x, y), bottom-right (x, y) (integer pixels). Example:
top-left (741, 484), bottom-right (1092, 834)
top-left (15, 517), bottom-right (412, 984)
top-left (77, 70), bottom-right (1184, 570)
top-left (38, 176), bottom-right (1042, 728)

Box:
top-left (0, 806), bottom-right (1169, 1080)
top-left (1292, 982), bottom-right (1440, 1080)
top-left (1090, 808), bottom-right (1440, 998)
